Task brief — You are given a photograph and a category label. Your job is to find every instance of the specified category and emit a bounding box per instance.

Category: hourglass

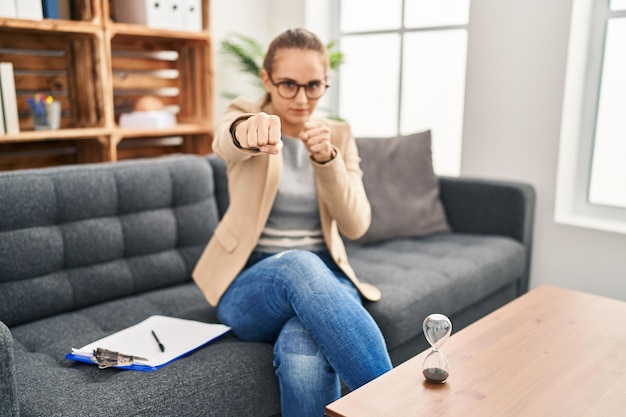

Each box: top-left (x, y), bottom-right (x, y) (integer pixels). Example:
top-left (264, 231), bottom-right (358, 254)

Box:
top-left (422, 314), bottom-right (452, 383)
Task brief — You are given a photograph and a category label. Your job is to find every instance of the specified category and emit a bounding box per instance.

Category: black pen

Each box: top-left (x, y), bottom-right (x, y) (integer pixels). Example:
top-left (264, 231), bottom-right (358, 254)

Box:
top-left (151, 330), bottom-right (165, 352)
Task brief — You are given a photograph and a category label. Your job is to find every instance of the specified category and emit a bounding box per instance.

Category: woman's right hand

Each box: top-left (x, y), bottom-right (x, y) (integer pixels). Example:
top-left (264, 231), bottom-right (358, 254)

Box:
top-left (233, 112), bottom-right (283, 155)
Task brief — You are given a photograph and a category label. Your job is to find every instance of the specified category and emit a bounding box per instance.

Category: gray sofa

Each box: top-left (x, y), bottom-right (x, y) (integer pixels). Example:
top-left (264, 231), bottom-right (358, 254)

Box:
top-left (0, 152), bottom-right (534, 417)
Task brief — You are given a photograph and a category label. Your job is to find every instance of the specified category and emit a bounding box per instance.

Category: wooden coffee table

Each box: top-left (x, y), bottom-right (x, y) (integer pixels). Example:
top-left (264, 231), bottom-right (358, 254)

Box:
top-left (325, 285), bottom-right (626, 416)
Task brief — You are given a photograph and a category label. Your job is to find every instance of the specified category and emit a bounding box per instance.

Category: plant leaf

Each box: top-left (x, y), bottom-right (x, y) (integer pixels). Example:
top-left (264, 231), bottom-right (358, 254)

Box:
top-left (220, 33), bottom-right (264, 77)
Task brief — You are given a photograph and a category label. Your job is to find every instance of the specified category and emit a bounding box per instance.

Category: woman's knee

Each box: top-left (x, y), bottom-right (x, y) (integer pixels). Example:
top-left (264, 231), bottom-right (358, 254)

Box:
top-left (260, 251), bottom-right (334, 294)
top-left (274, 250), bottom-right (324, 269)
top-left (276, 250), bottom-right (333, 281)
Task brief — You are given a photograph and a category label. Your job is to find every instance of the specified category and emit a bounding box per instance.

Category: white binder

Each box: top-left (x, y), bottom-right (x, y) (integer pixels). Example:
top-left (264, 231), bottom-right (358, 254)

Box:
top-left (0, 86), bottom-right (5, 135)
top-left (16, 0), bottom-right (43, 20)
top-left (0, 0), bottom-right (17, 18)
top-left (183, 0), bottom-right (202, 32)
top-left (114, 0), bottom-right (184, 31)
top-left (164, 0), bottom-right (184, 30)
top-left (0, 62), bottom-right (20, 135)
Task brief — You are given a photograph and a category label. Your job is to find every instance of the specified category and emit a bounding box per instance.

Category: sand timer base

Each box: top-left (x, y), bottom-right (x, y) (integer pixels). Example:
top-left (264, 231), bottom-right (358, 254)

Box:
top-left (422, 347), bottom-right (450, 384)
top-left (423, 366), bottom-right (449, 383)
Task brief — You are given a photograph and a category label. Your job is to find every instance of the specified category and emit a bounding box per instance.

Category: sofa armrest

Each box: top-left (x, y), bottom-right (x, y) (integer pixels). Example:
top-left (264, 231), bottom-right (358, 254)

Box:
top-left (207, 154), bottom-right (229, 218)
top-left (0, 320), bottom-right (19, 417)
top-left (438, 176), bottom-right (536, 294)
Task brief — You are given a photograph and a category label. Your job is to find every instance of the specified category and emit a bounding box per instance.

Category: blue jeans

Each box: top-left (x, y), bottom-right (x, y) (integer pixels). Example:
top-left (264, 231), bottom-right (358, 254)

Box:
top-left (216, 250), bottom-right (392, 417)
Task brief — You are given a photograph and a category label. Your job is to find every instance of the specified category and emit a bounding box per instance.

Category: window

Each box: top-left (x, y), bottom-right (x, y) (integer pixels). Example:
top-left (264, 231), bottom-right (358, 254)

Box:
top-left (556, 0), bottom-right (626, 234)
top-left (335, 0), bottom-right (470, 176)
top-left (588, 4), bottom-right (626, 208)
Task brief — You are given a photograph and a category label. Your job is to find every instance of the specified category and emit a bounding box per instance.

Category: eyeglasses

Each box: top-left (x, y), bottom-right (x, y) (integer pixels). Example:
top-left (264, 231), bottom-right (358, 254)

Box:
top-left (268, 75), bottom-right (329, 100)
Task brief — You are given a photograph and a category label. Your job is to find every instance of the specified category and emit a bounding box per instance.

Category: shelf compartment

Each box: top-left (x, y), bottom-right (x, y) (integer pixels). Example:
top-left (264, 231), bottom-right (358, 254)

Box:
top-left (113, 124), bottom-right (213, 160)
top-left (110, 34), bottom-right (212, 127)
top-left (0, 0), bottom-right (213, 172)
top-left (0, 0), bottom-right (101, 32)
top-left (0, 139), bottom-right (103, 171)
top-left (104, 0), bottom-right (211, 38)
top-left (0, 31), bottom-right (105, 132)
top-left (115, 133), bottom-right (213, 161)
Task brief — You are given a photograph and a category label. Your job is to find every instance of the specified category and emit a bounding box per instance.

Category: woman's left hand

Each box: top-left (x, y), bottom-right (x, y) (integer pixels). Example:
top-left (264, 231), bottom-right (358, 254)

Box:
top-left (299, 120), bottom-right (336, 163)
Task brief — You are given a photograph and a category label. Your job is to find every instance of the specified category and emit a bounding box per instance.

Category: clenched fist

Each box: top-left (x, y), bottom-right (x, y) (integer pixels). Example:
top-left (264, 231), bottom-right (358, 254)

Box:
top-left (233, 112), bottom-right (283, 155)
top-left (299, 120), bottom-right (335, 163)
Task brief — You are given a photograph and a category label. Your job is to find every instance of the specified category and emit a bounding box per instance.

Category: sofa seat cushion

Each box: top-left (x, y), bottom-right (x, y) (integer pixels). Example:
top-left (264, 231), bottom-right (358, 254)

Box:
top-left (346, 233), bottom-right (526, 349)
top-left (10, 283), bottom-right (281, 417)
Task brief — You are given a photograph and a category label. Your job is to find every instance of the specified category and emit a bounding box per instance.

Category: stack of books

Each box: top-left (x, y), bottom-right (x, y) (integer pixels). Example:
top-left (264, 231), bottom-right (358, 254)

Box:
top-left (0, 0), bottom-right (70, 20)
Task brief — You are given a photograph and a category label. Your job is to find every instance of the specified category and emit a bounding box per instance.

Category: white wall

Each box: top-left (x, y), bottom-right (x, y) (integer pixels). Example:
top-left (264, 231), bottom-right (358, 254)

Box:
top-left (210, 0), bottom-right (272, 119)
top-left (210, 0), bottom-right (308, 119)
top-left (462, 0), bottom-right (626, 301)
top-left (211, 0), bottom-right (626, 301)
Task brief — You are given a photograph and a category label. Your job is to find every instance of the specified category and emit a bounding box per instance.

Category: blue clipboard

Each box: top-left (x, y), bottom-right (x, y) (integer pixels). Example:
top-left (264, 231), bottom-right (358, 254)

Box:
top-left (66, 316), bottom-right (230, 372)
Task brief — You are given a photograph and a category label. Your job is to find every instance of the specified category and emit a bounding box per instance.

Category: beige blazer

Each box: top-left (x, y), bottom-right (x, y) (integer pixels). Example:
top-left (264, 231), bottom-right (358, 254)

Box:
top-left (192, 97), bottom-right (382, 306)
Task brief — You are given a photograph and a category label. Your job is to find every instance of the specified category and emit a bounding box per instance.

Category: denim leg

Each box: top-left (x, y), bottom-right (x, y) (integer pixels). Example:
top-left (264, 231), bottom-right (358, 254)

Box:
top-left (216, 250), bottom-right (392, 394)
top-left (273, 317), bottom-right (340, 417)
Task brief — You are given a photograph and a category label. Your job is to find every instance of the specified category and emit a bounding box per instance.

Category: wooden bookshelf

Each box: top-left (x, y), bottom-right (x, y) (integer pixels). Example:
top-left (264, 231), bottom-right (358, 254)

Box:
top-left (0, 0), bottom-right (213, 171)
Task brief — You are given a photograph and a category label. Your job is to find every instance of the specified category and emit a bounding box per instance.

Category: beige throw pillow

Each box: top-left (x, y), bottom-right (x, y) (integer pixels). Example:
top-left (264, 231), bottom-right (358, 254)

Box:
top-left (353, 130), bottom-right (450, 244)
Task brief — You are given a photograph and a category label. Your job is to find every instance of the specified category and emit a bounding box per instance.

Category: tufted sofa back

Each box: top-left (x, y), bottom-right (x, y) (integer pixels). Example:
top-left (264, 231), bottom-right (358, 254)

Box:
top-left (0, 155), bottom-right (219, 327)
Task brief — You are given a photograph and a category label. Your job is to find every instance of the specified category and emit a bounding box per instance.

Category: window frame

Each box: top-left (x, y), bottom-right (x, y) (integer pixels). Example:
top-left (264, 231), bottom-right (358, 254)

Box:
top-left (555, 0), bottom-right (626, 235)
top-left (332, 0), bottom-right (470, 176)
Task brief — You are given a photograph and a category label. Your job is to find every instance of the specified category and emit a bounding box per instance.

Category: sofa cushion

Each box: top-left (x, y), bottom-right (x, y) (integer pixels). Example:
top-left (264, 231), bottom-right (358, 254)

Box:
top-left (346, 233), bottom-right (526, 349)
top-left (354, 131), bottom-right (450, 244)
top-left (11, 283), bottom-right (281, 417)
top-left (0, 155), bottom-right (219, 327)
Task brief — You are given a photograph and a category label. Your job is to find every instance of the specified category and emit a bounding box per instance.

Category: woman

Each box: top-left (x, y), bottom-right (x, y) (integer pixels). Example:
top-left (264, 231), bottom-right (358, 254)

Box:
top-left (193, 28), bottom-right (392, 417)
